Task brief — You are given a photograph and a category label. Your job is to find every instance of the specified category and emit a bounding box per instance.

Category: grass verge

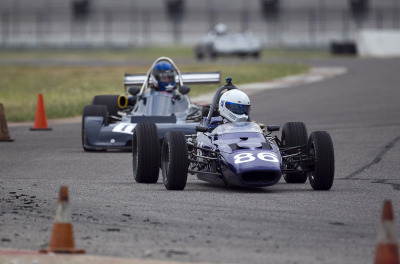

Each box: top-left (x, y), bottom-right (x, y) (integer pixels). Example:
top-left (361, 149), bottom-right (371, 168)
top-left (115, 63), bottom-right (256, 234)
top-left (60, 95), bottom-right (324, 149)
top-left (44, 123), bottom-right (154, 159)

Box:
top-left (0, 62), bottom-right (309, 122)
top-left (0, 46), bottom-right (330, 61)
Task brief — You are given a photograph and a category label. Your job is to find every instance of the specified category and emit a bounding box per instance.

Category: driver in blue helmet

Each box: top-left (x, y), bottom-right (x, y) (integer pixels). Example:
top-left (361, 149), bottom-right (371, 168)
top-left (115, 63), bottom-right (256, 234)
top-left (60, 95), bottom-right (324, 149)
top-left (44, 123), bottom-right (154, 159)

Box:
top-left (150, 61), bottom-right (177, 93)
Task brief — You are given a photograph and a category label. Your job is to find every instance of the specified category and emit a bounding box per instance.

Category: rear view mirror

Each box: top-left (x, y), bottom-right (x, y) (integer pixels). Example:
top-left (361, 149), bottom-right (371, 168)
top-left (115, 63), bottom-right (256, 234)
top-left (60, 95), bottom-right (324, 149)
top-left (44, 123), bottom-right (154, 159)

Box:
top-left (128, 86), bottom-right (140, 96)
top-left (179, 85), bottom-right (190, 95)
top-left (195, 126), bottom-right (208, 132)
top-left (267, 125), bottom-right (280, 132)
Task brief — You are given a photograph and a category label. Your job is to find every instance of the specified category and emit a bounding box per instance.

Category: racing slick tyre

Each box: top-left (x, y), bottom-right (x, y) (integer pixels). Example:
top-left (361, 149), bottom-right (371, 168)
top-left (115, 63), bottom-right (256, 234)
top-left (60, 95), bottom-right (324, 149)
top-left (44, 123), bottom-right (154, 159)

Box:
top-left (81, 105), bottom-right (108, 152)
top-left (252, 52), bottom-right (260, 59)
top-left (281, 122), bottom-right (308, 183)
top-left (92, 95), bottom-right (121, 123)
top-left (132, 123), bottom-right (160, 183)
top-left (307, 131), bottom-right (335, 190)
top-left (161, 131), bottom-right (189, 190)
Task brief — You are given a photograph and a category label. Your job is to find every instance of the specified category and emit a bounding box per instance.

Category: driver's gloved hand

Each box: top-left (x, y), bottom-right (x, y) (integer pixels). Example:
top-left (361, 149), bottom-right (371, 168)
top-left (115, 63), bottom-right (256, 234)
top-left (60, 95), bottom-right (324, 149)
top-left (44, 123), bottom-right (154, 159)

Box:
top-left (253, 121), bottom-right (265, 132)
top-left (173, 94), bottom-right (181, 101)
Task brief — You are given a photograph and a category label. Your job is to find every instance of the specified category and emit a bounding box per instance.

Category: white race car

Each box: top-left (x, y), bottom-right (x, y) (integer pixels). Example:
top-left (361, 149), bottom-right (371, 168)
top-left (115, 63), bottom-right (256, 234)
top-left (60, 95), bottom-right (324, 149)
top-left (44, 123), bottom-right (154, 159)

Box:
top-left (195, 23), bottom-right (261, 60)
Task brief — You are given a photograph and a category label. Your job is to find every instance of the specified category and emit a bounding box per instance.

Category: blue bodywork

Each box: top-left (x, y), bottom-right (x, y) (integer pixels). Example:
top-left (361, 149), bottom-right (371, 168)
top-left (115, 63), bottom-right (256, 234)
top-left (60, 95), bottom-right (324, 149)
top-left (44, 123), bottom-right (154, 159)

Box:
top-left (193, 121), bottom-right (282, 188)
top-left (83, 91), bottom-right (200, 150)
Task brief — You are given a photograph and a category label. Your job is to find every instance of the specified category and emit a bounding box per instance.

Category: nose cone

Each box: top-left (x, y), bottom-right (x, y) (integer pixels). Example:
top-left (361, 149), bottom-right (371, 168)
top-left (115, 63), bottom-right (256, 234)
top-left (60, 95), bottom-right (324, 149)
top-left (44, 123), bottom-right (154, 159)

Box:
top-left (220, 150), bottom-right (282, 187)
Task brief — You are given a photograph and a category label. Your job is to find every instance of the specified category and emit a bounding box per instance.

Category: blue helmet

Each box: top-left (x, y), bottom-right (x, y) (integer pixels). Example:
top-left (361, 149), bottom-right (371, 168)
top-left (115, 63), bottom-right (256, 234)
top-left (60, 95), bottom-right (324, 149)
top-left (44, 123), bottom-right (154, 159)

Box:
top-left (151, 62), bottom-right (176, 92)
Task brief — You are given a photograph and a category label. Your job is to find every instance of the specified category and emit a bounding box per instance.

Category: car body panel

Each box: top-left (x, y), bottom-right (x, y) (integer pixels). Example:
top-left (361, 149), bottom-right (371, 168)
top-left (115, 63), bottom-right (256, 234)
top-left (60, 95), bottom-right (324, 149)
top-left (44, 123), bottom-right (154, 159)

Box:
top-left (195, 24), bottom-right (261, 59)
top-left (82, 57), bottom-right (220, 151)
top-left (193, 122), bottom-right (282, 188)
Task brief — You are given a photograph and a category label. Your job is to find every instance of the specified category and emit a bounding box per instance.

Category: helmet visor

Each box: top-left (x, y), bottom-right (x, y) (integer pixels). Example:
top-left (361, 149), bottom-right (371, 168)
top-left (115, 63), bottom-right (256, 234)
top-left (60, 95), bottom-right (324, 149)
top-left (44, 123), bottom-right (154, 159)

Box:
top-left (158, 72), bottom-right (175, 82)
top-left (225, 102), bottom-right (250, 115)
top-left (160, 76), bottom-right (174, 83)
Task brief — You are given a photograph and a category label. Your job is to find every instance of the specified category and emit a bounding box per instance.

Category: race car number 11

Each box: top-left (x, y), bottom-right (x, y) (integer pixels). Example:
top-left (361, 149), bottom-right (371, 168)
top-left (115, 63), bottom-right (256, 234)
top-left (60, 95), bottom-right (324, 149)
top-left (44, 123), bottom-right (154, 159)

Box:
top-left (234, 152), bottom-right (279, 164)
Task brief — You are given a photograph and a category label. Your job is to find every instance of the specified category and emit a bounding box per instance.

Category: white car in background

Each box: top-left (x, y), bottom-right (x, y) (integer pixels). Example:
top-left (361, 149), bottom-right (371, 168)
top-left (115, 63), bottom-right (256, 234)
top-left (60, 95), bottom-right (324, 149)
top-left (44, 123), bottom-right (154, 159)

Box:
top-left (195, 23), bottom-right (261, 60)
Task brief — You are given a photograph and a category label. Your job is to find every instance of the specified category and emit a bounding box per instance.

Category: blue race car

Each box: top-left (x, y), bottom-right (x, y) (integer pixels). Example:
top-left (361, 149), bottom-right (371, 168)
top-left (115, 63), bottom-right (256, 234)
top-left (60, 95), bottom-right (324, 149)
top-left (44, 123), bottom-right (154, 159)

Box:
top-left (81, 57), bottom-right (220, 151)
top-left (132, 78), bottom-right (335, 191)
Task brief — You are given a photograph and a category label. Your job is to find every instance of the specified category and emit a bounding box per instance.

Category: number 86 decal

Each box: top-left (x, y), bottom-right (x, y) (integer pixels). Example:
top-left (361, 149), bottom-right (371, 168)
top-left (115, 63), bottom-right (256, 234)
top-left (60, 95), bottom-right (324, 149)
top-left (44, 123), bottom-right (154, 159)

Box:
top-left (234, 152), bottom-right (279, 164)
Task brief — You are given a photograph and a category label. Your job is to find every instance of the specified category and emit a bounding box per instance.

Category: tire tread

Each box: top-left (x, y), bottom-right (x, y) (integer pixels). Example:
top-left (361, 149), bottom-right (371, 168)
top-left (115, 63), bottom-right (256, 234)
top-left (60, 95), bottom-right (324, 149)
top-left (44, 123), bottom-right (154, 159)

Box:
top-left (282, 122), bottom-right (308, 183)
top-left (308, 131), bottom-right (335, 190)
top-left (133, 123), bottom-right (160, 183)
top-left (162, 131), bottom-right (189, 190)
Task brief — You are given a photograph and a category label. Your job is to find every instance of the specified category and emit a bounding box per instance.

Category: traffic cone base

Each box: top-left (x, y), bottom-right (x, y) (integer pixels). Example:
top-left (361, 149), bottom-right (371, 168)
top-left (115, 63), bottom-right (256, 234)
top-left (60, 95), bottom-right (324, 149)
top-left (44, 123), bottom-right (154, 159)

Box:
top-left (29, 127), bottom-right (52, 131)
top-left (374, 200), bottom-right (399, 264)
top-left (39, 186), bottom-right (85, 254)
top-left (374, 244), bottom-right (400, 264)
top-left (31, 93), bottom-right (52, 131)
top-left (0, 103), bottom-right (14, 142)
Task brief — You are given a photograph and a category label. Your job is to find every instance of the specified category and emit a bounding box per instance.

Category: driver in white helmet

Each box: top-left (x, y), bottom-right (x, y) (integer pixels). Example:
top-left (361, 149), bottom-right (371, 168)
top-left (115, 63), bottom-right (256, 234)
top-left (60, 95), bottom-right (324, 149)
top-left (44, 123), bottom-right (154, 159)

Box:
top-left (206, 89), bottom-right (251, 130)
top-left (219, 89), bottom-right (251, 122)
top-left (206, 88), bottom-right (265, 132)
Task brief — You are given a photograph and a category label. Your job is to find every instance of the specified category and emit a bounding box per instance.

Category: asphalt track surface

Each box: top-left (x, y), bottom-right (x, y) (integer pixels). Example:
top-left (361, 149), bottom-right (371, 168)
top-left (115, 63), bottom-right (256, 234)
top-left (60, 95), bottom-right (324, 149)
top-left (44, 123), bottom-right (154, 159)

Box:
top-left (1, 57), bottom-right (400, 264)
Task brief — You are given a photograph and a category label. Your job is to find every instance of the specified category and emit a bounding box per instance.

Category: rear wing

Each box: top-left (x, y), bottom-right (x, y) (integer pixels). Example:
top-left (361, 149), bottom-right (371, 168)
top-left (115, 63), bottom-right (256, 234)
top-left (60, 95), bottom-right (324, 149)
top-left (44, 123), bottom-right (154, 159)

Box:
top-left (124, 72), bottom-right (221, 87)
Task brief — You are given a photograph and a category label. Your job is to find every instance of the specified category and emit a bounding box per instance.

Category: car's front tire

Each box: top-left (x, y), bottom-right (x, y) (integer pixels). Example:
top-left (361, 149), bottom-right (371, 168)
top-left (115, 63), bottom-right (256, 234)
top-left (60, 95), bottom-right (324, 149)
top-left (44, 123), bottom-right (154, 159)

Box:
top-left (281, 122), bottom-right (308, 183)
top-left (162, 131), bottom-right (189, 190)
top-left (308, 131), bottom-right (335, 190)
top-left (132, 123), bottom-right (160, 183)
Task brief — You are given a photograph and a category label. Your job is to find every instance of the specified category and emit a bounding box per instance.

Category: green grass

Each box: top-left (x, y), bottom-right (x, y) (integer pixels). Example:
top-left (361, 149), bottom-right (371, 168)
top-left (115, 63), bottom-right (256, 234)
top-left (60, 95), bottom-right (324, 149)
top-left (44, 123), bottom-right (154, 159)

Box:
top-left (0, 46), bottom-right (330, 61)
top-left (0, 46), bottom-right (195, 61)
top-left (0, 46), bottom-right (318, 122)
top-left (0, 62), bottom-right (309, 122)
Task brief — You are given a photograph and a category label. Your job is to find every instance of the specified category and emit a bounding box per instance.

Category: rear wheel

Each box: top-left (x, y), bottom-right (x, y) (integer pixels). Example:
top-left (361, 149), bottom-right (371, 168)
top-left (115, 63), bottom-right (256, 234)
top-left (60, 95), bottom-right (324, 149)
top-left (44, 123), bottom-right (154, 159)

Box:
top-left (281, 122), bottom-right (308, 183)
top-left (308, 131), bottom-right (335, 190)
top-left (195, 46), bottom-right (204, 60)
top-left (252, 52), bottom-right (260, 59)
top-left (81, 105), bottom-right (108, 151)
top-left (132, 123), bottom-right (160, 183)
top-left (162, 131), bottom-right (189, 190)
top-left (92, 95), bottom-right (121, 122)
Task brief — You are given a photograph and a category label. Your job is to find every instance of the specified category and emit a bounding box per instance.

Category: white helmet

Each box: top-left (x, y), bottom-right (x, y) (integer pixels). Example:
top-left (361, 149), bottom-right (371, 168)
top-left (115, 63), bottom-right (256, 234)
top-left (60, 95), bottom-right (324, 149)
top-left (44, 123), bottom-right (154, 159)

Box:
top-left (214, 23), bottom-right (228, 36)
top-left (219, 89), bottom-right (251, 122)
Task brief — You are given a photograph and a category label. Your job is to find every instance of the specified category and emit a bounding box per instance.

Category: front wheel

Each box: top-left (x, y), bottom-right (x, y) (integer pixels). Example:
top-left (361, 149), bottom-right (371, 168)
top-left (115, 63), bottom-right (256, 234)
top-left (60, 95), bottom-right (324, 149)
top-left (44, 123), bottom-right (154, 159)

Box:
top-left (281, 122), bottom-right (308, 183)
top-left (162, 131), bottom-right (189, 190)
top-left (132, 123), bottom-right (160, 183)
top-left (308, 131), bottom-right (335, 190)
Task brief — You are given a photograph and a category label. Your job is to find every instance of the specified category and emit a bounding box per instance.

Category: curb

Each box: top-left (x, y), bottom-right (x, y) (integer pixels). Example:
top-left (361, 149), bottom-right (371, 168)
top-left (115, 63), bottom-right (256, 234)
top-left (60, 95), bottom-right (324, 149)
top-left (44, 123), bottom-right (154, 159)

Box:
top-left (0, 248), bottom-right (216, 264)
top-left (191, 66), bottom-right (347, 104)
top-left (8, 67), bottom-right (346, 127)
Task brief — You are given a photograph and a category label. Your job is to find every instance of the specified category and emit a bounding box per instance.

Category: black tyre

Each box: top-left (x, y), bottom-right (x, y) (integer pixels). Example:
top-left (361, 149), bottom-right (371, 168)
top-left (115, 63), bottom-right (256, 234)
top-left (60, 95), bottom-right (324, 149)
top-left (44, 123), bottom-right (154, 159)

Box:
top-left (92, 95), bottom-right (121, 120)
top-left (161, 131), bottom-right (189, 190)
top-left (132, 123), bottom-right (160, 183)
top-left (281, 122), bottom-right (308, 183)
top-left (252, 52), bottom-right (260, 59)
top-left (196, 52), bottom-right (204, 60)
top-left (307, 131), bottom-right (335, 190)
top-left (81, 105), bottom-right (108, 151)
top-left (195, 50), bottom-right (204, 60)
top-left (210, 49), bottom-right (217, 60)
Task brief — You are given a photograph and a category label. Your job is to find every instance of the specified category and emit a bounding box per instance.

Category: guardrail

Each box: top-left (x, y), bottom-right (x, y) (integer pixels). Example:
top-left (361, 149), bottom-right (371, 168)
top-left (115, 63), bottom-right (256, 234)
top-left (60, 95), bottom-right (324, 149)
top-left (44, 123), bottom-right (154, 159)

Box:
top-left (1, 7), bottom-right (399, 48)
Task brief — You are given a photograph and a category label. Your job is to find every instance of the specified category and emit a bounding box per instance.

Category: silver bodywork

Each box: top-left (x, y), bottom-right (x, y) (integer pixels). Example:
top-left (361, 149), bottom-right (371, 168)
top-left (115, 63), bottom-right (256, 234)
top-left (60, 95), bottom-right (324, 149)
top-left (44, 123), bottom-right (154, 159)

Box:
top-left (82, 57), bottom-right (221, 151)
top-left (195, 24), bottom-right (261, 59)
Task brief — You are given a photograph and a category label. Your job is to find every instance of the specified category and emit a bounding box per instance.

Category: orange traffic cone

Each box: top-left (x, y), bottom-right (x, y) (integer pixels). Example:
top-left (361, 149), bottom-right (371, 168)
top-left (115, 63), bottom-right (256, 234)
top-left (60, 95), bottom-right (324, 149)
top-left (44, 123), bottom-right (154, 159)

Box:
top-left (30, 93), bottom-right (52, 130)
top-left (374, 200), bottom-right (399, 264)
top-left (0, 103), bottom-right (14, 142)
top-left (39, 186), bottom-right (85, 254)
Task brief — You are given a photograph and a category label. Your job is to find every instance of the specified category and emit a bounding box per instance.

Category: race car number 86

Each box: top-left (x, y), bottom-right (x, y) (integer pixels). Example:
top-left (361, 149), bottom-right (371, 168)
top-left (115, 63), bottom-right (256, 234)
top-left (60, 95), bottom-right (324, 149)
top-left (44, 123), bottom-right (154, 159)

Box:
top-left (234, 152), bottom-right (279, 164)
